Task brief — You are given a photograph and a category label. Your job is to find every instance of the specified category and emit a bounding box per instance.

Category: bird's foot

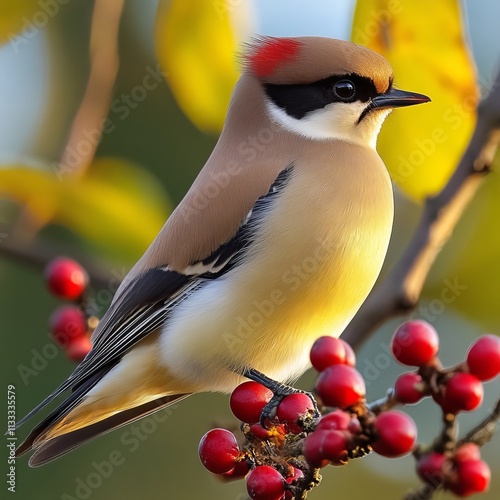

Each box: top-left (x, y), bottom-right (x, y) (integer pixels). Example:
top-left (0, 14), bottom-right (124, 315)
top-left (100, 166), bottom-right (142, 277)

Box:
top-left (243, 368), bottom-right (319, 428)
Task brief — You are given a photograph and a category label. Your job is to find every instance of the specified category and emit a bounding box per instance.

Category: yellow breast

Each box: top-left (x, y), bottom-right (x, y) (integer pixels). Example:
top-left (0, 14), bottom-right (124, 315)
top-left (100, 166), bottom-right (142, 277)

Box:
top-left (163, 143), bottom-right (394, 390)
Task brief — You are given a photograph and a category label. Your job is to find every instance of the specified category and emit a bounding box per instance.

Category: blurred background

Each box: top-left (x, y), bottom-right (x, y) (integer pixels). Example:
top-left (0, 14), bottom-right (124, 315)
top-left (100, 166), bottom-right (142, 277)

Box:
top-left (1, 0), bottom-right (499, 499)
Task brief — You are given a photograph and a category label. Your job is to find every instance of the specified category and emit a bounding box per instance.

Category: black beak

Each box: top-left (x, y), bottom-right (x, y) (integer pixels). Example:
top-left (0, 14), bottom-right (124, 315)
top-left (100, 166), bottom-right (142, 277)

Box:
top-left (359, 87), bottom-right (430, 122)
top-left (371, 88), bottom-right (431, 109)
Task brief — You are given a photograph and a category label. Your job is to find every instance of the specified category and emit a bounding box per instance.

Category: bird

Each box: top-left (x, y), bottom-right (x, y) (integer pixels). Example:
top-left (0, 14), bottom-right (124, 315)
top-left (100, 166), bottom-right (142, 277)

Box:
top-left (15, 36), bottom-right (430, 466)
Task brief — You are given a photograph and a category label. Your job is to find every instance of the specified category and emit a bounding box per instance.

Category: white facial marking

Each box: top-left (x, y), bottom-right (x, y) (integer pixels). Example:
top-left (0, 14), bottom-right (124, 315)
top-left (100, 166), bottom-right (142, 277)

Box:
top-left (266, 100), bottom-right (391, 149)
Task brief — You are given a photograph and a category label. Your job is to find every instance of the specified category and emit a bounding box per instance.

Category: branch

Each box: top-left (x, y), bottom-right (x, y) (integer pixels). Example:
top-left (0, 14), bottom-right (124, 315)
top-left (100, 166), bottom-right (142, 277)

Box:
top-left (404, 399), bottom-right (500, 500)
top-left (59, 0), bottom-right (124, 178)
top-left (459, 398), bottom-right (500, 447)
top-left (0, 238), bottom-right (114, 290)
top-left (8, 0), bottom-right (125, 244)
top-left (343, 65), bottom-right (500, 349)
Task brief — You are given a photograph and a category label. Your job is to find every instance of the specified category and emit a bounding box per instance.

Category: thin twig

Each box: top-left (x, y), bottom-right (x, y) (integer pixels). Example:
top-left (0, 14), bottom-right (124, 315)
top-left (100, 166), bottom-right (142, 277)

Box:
top-left (59, 0), bottom-right (124, 177)
top-left (459, 398), bottom-right (500, 447)
top-left (366, 388), bottom-right (397, 413)
top-left (404, 479), bottom-right (442, 500)
top-left (296, 467), bottom-right (321, 500)
top-left (0, 238), bottom-right (114, 290)
top-left (343, 65), bottom-right (500, 350)
top-left (8, 0), bottom-right (125, 245)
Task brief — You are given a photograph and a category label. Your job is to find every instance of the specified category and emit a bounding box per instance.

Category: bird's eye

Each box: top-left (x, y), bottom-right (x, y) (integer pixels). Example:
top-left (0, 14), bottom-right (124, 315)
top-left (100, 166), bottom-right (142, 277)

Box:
top-left (333, 80), bottom-right (356, 101)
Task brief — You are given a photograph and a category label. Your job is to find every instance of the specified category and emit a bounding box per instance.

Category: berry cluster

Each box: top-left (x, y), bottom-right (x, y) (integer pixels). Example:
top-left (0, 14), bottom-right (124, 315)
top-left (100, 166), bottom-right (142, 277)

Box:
top-left (389, 322), bottom-right (498, 497)
top-left (311, 336), bottom-right (417, 462)
top-left (45, 257), bottom-right (93, 362)
top-left (417, 443), bottom-right (491, 497)
top-left (198, 320), bottom-right (499, 499)
top-left (391, 321), bottom-right (499, 415)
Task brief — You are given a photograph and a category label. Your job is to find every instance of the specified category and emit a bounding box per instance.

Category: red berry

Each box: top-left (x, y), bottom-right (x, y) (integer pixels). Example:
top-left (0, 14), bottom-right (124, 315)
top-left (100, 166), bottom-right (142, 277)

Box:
top-left (417, 452), bottom-right (448, 485)
top-left (276, 393), bottom-right (314, 433)
top-left (285, 466), bottom-right (303, 484)
top-left (310, 336), bottom-right (355, 371)
top-left (198, 429), bottom-right (240, 474)
top-left (315, 365), bottom-right (365, 408)
top-left (394, 372), bottom-right (426, 404)
top-left (431, 391), bottom-right (457, 415)
top-left (302, 431), bottom-right (330, 468)
top-left (249, 423), bottom-right (286, 440)
top-left (303, 429), bottom-right (349, 467)
top-left (45, 257), bottom-right (88, 300)
top-left (246, 465), bottom-right (285, 500)
top-left (347, 417), bottom-right (362, 434)
top-left (319, 430), bottom-right (349, 465)
top-left (49, 305), bottom-right (88, 347)
top-left (65, 335), bottom-right (92, 362)
top-left (371, 410), bottom-right (417, 458)
top-left (444, 373), bottom-right (483, 413)
top-left (454, 443), bottom-right (481, 465)
top-left (448, 460), bottom-right (490, 497)
top-left (230, 382), bottom-right (273, 424)
top-left (391, 320), bottom-right (439, 366)
top-left (284, 467), bottom-right (304, 499)
top-left (316, 410), bottom-right (351, 431)
top-left (221, 459), bottom-right (250, 481)
top-left (466, 334), bottom-right (500, 381)
top-left (249, 423), bottom-right (273, 440)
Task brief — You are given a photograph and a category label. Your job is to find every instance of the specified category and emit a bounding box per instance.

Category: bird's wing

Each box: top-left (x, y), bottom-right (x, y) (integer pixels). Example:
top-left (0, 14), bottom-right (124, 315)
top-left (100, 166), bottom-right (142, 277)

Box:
top-left (16, 165), bottom-right (294, 429)
top-left (15, 272), bottom-right (195, 429)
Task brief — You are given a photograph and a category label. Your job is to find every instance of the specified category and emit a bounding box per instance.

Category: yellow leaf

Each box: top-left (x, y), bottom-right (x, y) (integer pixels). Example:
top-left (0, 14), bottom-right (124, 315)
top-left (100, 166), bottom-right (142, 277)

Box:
top-left (352, 0), bottom-right (478, 200)
top-left (154, 0), bottom-right (240, 133)
top-left (0, 0), bottom-right (46, 46)
top-left (0, 158), bottom-right (171, 262)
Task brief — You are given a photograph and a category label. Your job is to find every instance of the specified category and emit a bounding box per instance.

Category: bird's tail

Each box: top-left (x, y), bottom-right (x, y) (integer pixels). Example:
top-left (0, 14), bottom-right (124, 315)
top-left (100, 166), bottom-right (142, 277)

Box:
top-left (17, 392), bottom-right (190, 467)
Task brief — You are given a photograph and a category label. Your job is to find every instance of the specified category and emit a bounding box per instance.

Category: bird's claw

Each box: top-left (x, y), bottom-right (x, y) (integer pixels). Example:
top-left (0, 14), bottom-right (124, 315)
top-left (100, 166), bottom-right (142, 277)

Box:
top-left (242, 368), bottom-right (320, 428)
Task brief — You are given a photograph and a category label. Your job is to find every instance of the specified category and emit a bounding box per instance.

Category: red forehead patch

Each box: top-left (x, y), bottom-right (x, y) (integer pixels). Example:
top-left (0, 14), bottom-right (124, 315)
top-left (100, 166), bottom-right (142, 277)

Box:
top-left (249, 38), bottom-right (301, 78)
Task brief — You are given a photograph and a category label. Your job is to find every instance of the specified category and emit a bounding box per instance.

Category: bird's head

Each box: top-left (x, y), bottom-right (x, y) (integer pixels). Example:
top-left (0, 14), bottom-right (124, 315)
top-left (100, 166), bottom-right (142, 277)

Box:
top-left (243, 36), bottom-right (430, 148)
